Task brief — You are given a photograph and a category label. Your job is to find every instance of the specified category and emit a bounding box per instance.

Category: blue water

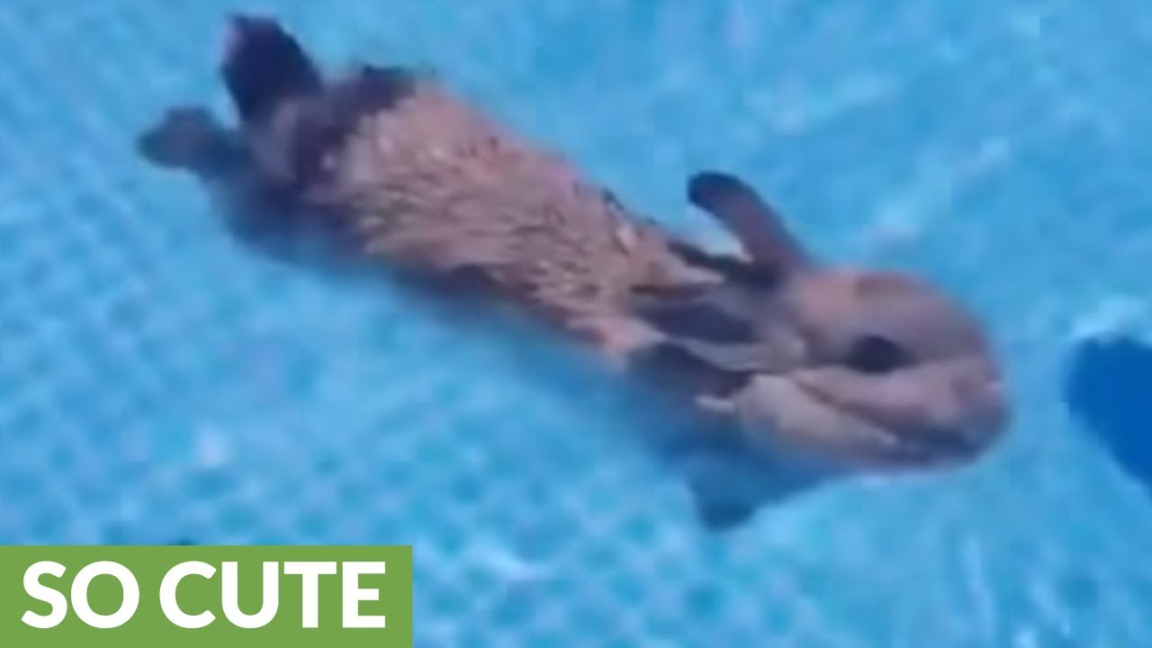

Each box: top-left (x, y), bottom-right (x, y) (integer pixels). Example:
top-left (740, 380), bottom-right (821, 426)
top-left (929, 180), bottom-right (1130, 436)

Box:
top-left (2, 0), bottom-right (1152, 645)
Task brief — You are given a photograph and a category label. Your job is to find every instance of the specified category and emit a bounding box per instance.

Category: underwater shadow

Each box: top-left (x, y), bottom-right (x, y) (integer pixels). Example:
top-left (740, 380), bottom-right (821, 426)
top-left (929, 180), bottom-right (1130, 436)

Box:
top-left (1064, 335), bottom-right (1152, 497)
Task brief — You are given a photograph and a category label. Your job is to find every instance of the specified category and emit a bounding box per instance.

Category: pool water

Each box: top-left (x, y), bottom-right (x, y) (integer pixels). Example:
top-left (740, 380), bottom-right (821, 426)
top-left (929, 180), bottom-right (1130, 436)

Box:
top-left (2, 0), bottom-right (1152, 646)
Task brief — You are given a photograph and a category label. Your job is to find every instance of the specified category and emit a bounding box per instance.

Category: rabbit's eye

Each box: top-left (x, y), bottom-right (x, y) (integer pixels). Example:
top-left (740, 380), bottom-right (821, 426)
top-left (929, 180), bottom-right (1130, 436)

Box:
top-left (844, 334), bottom-right (913, 374)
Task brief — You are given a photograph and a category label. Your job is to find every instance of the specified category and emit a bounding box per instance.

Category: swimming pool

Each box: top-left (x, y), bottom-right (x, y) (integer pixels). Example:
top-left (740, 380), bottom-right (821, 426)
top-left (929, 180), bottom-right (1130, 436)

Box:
top-left (2, 0), bottom-right (1151, 645)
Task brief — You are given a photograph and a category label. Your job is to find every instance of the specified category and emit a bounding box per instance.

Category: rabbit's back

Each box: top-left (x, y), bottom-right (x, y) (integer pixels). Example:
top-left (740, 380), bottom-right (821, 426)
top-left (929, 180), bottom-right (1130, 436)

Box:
top-left (324, 81), bottom-right (717, 332)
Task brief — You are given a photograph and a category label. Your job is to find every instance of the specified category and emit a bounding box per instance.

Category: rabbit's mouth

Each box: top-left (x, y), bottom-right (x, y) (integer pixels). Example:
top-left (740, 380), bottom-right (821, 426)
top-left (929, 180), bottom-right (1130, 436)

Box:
top-left (727, 359), bottom-right (1008, 471)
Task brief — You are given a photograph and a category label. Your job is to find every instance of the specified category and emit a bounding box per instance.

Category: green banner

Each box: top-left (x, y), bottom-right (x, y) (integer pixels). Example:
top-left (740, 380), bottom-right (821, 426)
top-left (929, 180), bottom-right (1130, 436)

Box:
top-left (0, 545), bottom-right (413, 647)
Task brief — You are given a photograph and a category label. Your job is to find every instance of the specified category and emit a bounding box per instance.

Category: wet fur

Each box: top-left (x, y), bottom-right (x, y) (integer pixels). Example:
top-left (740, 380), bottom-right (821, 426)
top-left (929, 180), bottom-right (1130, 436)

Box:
top-left (137, 19), bottom-right (774, 529)
top-left (137, 16), bottom-right (1008, 531)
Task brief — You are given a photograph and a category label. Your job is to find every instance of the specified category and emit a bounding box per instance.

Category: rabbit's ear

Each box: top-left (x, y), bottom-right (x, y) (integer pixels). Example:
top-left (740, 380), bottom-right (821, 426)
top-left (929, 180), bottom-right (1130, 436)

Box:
top-left (687, 171), bottom-right (815, 276)
top-left (628, 277), bottom-right (803, 375)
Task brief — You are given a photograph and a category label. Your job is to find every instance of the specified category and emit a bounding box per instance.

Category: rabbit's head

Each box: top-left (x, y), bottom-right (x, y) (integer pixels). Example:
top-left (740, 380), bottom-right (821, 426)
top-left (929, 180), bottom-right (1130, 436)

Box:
top-left (632, 172), bottom-right (1009, 472)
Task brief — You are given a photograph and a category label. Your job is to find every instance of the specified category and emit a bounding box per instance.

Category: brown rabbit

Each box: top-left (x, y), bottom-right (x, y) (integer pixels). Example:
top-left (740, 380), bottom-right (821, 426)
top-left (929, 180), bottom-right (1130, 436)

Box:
top-left (138, 15), bottom-right (1009, 529)
top-left (649, 173), bottom-right (1007, 468)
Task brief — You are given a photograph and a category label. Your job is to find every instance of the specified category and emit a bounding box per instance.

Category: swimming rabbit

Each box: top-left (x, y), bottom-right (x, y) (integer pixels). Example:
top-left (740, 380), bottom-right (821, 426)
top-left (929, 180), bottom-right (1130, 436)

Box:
top-left (137, 14), bottom-right (1009, 529)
